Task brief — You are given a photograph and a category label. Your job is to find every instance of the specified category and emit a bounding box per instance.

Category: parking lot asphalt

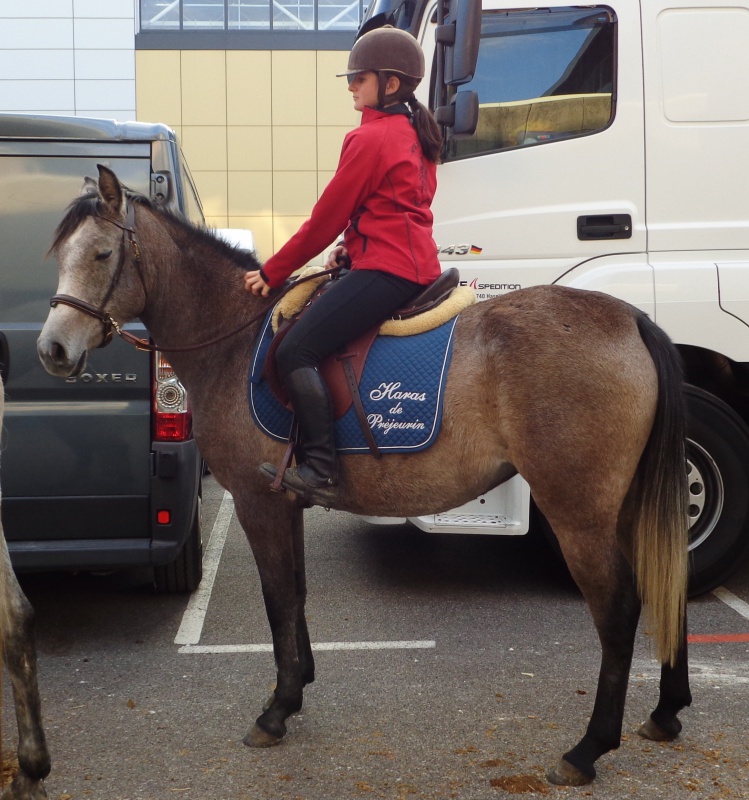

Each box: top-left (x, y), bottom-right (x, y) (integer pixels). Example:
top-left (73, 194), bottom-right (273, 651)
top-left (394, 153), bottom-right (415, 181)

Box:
top-left (4, 475), bottom-right (749, 800)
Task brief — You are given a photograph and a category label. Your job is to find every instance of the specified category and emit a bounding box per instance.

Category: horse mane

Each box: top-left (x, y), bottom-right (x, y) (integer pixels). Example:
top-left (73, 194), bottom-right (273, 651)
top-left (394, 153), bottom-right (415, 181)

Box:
top-left (51, 187), bottom-right (262, 274)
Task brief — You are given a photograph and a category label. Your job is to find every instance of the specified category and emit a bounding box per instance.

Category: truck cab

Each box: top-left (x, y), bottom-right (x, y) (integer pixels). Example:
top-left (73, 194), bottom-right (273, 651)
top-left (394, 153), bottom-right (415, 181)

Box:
top-left (360, 0), bottom-right (749, 595)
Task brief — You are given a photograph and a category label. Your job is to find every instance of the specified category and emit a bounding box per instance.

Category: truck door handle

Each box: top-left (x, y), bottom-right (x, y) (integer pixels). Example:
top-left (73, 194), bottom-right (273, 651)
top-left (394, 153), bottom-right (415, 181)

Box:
top-left (577, 214), bottom-right (632, 240)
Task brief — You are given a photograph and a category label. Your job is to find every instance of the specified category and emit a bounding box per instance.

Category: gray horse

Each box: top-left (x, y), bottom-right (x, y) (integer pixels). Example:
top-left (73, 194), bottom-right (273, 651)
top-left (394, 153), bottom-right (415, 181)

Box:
top-left (0, 380), bottom-right (50, 799)
top-left (37, 165), bottom-right (691, 786)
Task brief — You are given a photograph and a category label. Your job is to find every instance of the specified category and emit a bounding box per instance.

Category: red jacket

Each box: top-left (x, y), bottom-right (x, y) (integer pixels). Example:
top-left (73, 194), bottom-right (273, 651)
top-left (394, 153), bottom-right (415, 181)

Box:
top-left (260, 106), bottom-right (441, 288)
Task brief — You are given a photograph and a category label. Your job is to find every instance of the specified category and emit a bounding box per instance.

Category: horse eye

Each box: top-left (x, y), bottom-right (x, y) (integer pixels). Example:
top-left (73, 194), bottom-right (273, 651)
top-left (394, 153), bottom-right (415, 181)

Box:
top-left (95, 250), bottom-right (113, 262)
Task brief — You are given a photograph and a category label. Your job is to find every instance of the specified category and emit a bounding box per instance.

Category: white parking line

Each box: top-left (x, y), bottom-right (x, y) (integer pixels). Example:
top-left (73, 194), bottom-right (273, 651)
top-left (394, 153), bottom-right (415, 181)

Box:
top-left (175, 489), bottom-right (436, 654)
top-left (174, 490), bottom-right (235, 646)
top-left (179, 641), bottom-right (436, 654)
top-left (713, 586), bottom-right (749, 620)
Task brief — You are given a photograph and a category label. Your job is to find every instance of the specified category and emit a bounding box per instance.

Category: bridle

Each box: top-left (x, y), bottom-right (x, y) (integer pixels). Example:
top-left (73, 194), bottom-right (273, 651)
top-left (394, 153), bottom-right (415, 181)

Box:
top-left (49, 201), bottom-right (342, 354)
top-left (50, 203), bottom-right (151, 350)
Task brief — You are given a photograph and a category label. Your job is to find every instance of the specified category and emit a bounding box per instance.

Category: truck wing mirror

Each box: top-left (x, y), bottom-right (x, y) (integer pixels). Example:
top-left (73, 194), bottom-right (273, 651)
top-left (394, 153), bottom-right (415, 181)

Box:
top-left (434, 90), bottom-right (479, 136)
top-left (436, 0), bottom-right (481, 86)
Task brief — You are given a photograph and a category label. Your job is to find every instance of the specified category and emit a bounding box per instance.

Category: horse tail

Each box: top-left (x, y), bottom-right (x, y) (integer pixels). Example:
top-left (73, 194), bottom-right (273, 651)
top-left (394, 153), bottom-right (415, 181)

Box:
top-left (632, 313), bottom-right (689, 666)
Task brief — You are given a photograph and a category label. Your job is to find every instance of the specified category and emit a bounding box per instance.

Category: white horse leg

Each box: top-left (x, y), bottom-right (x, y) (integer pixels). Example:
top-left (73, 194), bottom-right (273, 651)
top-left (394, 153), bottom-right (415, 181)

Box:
top-left (0, 517), bottom-right (50, 799)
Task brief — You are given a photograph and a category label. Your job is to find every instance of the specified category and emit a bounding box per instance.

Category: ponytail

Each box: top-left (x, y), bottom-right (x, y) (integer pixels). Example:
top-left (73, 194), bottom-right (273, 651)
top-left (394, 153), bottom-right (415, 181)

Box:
top-left (380, 73), bottom-right (443, 164)
top-left (407, 96), bottom-right (443, 164)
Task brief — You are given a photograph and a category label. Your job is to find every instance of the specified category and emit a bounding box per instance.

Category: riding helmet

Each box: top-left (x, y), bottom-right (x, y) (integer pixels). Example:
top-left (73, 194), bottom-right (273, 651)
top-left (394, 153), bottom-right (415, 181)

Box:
top-left (337, 25), bottom-right (425, 82)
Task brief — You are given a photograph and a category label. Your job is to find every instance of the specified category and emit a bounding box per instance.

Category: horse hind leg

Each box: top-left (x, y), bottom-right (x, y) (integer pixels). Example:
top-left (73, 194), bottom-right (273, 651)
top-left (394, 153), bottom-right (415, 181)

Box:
top-left (0, 541), bottom-right (50, 799)
top-left (638, 618), bottom-right (691, 742)
top-left (545, 521), bottom-right (641, 786)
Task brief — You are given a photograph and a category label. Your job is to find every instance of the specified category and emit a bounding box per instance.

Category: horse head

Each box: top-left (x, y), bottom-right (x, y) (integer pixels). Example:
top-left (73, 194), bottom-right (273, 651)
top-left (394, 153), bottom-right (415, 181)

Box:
top-left (38, 165), bottom-right (146, 377)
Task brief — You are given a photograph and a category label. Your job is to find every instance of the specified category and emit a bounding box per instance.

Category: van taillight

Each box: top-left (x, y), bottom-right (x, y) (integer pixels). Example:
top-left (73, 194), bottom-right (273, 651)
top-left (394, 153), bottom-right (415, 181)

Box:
top-left (153, 351), bottom-right (192, 442)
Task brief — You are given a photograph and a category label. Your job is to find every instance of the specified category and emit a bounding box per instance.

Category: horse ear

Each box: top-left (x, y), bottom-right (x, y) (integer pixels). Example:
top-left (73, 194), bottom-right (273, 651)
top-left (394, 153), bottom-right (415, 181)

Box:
top-left (96, 164), bottom-right (125, 218)
top-left (81, 176), bottom-right (99, 196)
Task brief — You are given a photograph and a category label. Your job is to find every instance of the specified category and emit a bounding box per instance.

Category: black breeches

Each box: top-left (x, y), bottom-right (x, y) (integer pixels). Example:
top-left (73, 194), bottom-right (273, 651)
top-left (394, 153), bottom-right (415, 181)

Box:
top-left (275, 269), bottom-right (421, 380)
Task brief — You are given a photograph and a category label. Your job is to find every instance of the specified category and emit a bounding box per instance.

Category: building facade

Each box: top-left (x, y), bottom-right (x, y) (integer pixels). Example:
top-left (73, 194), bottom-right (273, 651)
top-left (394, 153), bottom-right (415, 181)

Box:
top-left (0, 0), bottom-right (359, 261)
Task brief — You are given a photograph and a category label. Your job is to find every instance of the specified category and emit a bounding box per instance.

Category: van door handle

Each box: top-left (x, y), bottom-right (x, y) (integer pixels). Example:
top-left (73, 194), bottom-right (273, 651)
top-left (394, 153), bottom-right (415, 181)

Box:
top-left (577, 214), bottom-right (632, 240)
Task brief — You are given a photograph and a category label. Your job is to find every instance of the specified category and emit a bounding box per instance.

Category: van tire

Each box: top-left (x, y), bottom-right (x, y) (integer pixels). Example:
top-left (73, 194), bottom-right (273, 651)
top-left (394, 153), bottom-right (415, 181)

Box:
top-left (684, 386), bottom-right (749, 596)
top-left (153, 494), bottom-right (203, 594)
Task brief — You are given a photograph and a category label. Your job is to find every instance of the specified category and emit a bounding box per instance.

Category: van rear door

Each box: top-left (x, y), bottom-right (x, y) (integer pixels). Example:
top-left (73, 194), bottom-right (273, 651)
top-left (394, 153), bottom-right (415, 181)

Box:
top-left (0, 145), bottom-right (153, 551)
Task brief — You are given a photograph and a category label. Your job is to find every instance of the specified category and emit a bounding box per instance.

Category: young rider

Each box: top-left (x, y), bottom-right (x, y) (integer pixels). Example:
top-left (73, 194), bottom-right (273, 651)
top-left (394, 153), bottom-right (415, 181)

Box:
top-left (244, 26), bottom-right (443, 506)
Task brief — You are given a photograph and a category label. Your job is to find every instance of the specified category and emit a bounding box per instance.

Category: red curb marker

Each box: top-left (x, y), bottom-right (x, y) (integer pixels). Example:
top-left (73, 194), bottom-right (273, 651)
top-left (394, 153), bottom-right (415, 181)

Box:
top-left (688, 633), bottom-right (749, 643)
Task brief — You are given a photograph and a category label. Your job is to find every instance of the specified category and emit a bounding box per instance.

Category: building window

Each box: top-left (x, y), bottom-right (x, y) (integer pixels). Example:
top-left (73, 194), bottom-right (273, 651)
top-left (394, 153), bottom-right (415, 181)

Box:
top-left (139, 0), bottom-right (361, 31)
top-left (445, 6), bottom-right (616, 161)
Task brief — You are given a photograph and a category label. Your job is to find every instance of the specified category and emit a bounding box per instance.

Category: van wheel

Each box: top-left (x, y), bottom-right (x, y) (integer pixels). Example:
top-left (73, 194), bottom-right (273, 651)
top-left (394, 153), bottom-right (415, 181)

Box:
top-left (685, 386), bottom-right (749, 596)
top-left (154, 495), bottom-right (203, 594)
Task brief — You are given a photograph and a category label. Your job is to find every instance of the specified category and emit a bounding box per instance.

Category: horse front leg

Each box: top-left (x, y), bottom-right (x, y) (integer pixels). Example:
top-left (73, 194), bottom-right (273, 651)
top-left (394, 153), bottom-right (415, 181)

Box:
top-left (0, 546), bottom-right (51, 799)
top-left (639, 619), bottom-right (691, 741)
top-left (290, 507), bottom-right (315, 688)
top-left (547, 537), bottom-right (641, 786)
top-left (259, 507), bottom-right (315, 711)
top-left (236, 497), bottom-right (310, 747)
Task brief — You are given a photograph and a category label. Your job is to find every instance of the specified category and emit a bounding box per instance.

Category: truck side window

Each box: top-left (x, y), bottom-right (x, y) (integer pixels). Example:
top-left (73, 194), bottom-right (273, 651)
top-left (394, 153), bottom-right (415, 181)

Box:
top-left (444, 6), bottom-right (616, 161)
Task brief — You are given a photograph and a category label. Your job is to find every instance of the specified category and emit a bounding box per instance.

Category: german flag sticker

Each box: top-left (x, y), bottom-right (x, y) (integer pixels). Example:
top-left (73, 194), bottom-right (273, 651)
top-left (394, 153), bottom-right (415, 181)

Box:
top-left (470, 245), bottom-right (483, 254)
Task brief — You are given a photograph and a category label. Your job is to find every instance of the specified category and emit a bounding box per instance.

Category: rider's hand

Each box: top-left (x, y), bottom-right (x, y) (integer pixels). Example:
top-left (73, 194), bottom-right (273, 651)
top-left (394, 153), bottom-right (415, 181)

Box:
top-left (244, 270), bottom-right (271, 297)
top-left (325, 245), bottom-right (348, 268)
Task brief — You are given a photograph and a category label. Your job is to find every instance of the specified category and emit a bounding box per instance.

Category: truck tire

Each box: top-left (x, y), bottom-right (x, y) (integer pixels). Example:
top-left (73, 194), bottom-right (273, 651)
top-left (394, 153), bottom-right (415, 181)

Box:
top-left (153, 494), bottom-right (203, 594)
top-left (685, 386), bottom-right (749, 596)
top-left (534, 387), bottom-right (749, 597)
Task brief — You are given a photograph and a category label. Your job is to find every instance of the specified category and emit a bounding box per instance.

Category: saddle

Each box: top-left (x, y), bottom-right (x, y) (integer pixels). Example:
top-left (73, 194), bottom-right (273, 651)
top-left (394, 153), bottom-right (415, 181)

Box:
top-left (264, 267), bottom-right (473, 462)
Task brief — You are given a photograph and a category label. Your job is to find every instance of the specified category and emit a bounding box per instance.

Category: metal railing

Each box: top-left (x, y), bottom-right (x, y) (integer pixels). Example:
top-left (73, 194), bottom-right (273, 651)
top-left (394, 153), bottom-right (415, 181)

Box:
top-left (140, 0), bottom-right (361, 31)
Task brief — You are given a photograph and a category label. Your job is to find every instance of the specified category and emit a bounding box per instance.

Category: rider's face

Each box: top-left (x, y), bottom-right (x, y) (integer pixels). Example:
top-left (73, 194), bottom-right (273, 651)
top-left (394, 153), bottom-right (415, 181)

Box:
top-left (347, 71), bottom-right (379, 112)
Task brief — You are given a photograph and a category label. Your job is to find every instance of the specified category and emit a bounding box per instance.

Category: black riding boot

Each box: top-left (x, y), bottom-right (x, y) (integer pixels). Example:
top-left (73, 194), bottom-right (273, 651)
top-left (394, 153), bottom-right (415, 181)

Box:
top-left (260, 366), bottom-right (338, 506)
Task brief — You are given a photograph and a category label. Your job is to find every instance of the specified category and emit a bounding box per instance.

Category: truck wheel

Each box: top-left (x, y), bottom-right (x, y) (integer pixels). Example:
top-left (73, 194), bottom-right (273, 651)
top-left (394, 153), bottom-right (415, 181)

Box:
top-left (685, 386), bottom-right (749, 596)
top-left (153, 494), bottom-right (203, 594)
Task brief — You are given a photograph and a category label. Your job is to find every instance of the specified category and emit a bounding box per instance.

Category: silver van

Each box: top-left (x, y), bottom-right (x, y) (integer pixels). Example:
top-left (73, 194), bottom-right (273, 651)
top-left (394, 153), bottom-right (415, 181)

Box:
top-left (0, 113), bottom-right (204, 592)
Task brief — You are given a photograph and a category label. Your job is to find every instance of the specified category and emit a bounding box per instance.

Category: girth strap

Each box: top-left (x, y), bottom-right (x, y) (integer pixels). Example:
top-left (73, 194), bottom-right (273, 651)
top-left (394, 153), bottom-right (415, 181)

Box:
top-left (338, 351), bottom-right (381, 459)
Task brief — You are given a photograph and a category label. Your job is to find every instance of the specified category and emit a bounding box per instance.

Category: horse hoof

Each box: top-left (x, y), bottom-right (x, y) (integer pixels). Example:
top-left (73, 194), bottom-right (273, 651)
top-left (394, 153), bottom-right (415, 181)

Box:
top-left (1, 774), bottom-right (48, 800)
top-left (638, 716), bottom-right (681, 742)
top-left (547, 758), bottom-right (594, 786)
top-left (243, 723), bottom-right (283, 748)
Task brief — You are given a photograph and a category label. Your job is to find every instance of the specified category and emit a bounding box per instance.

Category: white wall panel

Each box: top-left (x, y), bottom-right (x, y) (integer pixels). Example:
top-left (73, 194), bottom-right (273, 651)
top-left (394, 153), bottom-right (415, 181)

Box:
top-left (76, 109), bottom-right (136, 120)
top-left (75, 79), bottom-right (135, 110)
top-left (0, 2), bottom-right (138, 122)
top-left (74, 18), bottom-right (135, 49)
top-left (0, 50), bottom-right (74, 79)
top-left (74, 50), bottom-right (135, 80)
top-left (0, 0), bottom-right (73, 18)
top-left (74, 0), bottom-right (134, 17)
top-left (0, 19), bottom-right (74, 48)
top-left (0, 80), bottom-right (75, 110)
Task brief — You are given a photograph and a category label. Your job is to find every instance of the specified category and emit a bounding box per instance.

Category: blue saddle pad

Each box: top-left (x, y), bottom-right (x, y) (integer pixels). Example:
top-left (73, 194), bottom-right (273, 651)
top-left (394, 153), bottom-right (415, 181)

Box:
top-left (248, 311), bottom-right (458, 454)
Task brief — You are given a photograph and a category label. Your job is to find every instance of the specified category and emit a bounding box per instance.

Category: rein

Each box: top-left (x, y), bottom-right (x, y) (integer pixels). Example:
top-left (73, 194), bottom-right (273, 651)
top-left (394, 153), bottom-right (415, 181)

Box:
top-left (50, 202), bottom-right (342, 354)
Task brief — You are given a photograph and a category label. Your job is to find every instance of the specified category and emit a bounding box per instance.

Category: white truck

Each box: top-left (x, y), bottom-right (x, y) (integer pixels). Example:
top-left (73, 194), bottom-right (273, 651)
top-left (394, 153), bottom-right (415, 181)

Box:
top-left (360, 0), bottom-right (749, 596)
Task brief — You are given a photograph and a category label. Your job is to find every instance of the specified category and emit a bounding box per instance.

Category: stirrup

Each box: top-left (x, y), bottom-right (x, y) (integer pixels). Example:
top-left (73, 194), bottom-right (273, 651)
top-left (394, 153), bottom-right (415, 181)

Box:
top-left (259, 462), bottom-right (338, 507)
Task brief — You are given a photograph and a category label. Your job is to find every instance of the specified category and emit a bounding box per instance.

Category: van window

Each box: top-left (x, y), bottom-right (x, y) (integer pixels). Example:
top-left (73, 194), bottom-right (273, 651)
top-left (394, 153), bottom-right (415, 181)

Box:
top-left (444, 6), bottom-right (616, 161)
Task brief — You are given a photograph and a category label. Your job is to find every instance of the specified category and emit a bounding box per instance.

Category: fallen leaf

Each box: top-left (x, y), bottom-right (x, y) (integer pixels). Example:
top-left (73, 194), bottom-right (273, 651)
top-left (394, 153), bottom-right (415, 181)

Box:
top-left (490, 774), bottom-right (549, 794)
